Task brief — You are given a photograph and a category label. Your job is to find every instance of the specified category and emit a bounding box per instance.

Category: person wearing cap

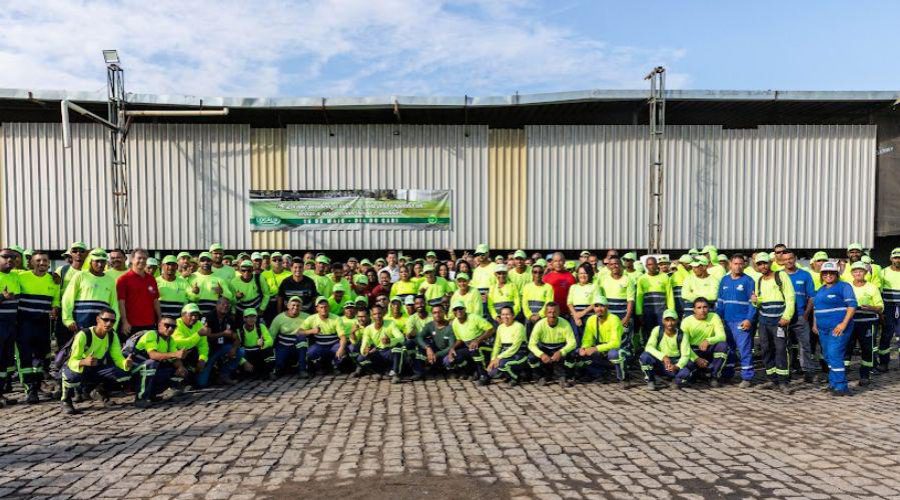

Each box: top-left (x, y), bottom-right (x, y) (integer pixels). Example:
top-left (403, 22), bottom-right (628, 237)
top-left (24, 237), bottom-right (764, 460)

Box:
top-left (196, 296), bottom-right (242, 387)
top-left (126, 317), bottom-right (188, 408)
top-left (62, 248), bottom-right (120, 336)
top-left (566, 264), bottom-right (596, 345)
top-left (207, 244), bottom-right (235, 283)
top-left (670, 255), bottom-right (693, 317)
top-left (59, 307), bottom-right (132, 414)
top-left (485, 305), bottom-right (528, 386)
top-left (116, 248), bottom-right (161, 338)
top-left (808, 251), bottom-right (829, 290)
top-left (229, 260), bottom-right (272, 323)
top-left (681, 256), bottom-right (720, 317)
top-left (188, 252), bottom-right (234, 316)
top-left (716, 253), bottom-right (758, 387)
top-left (176, 252), bottom-right (193, 277)
top-left (327, 282), bottom-right (354, 315)
top-left (410, 261), bottom-right (426, 290)
top-left (676, 297), bottom-right (729, 388)
top-left (58, 242), bottom-right (88, 295)
top-left (278, 259), bottom-right (318, 316)
top-left (351, 273), bottom-right (372, 301)
top-left (0, 248), bottom-right (21, 404)
top-left (326, 262), bottom-right (353, 299)
top-left (105, 249), bottom-right (129, 283)
top-left (751, 252), bottom-right (796, 392)
top-left (451, 272), bottom-right (484, 318)
top-left (355, 305), bottom-right (405, 383)
top-left (259, 252), bottom-right (272, 272)
top-left (877, 248), bottom-right (900, 370)
top-left (635, 257), bottom-right (675, 353)
top-left (172, 303), bottom-right (212, 387)
top-left (527, 302), bottom-right (577, 387)
top-left (389, 265), bottom-right (419, 304)
top-left (847, 261), bottom-right (883, 386)
top-left (261, 253), bottom-right (291, 320)
top-left (716, 254), bottom-right (728, 274)
top-left (157, 256), bottom-right (190, 319)
top-left (298, 297), bottom-right (349, 374)
top-left (812, 261), bottom-right (858, 395)
top-left (639, 309), bottom-right (692, 391)
top-left (470, 244), bottom-right (498, 314)
top-left (146, 257), bottom-right (160, 278)
top-left (487, 264), bottom-right (521, 325)
top-left (359, 258), bottom-right (373, 273)
top-left (769, 244), bottom-right (788, 272)
top-left (418, 264), bottom-right (452, 308)
top-left (699, 246), bottom-right (724, 280)
top-left (621, 252), bottom-right (643, 283)
top-left (15, 251), bottom-right (59, 403)
top-left (386, 296), bottom-right (410, 335)
top-left (508, 250), bottom-right (532, 289)
top-left (779, 250), bottom-right (817, 383)
top-left (404, 296), bottom-right (431, 340)
top-left (337, 298), bottom-right (360, 339)
top-left (840, 243), bottom-right (864, 282)
top-left (596, 257), bottom-right (636, 350)
top-left (521, 260), bottom-right (554, 332)
top-left (447, 298), bottom-right (495, 384)
top-left (235, 308), bottom-right (273, 379)
top-left (658, 255), bottom-right (672, 276)
top-left (543, 253), bottom-right (576, 317)
top-left (578, 295), bottom-right (626, 383)
top-left (411, 304), bottom-right (455, 380)
top-left (425, 251), bottom-right (439, 266)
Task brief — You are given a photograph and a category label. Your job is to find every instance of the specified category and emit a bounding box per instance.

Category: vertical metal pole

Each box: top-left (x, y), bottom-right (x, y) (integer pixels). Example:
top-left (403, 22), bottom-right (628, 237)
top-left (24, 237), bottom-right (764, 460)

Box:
top-left (107, 64), bottom-right (131, 251)
top-left (645, 67), bottom-right (665, 255)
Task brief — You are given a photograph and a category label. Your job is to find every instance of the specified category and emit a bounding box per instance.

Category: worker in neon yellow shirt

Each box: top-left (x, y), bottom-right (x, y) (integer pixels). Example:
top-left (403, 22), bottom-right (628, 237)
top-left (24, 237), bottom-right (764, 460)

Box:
top-left (485, 306), bottom-right (528, 386)
top-left (578, 295), bottom-right (625, 383)
top-left (681, 256), bottom-right (721, 317)
top-left (848, 261), bottom-right (883, 385)
top-left (639, 309), bottom-right (692, 390)
top-left (507, 250), bottom-right (532, 289)
top-left (635, 256), bottom-right (675, 349)
top-left (675, 297), bottom-right (729, 388)
top-left (447, 299), bottom-right (494, 384)
top-left (355, 304), bottom-right (405, 383)
top-left (878, 248), bottom-right (900, 370)
top-left (622, 252), bottom-right (643, 283)
top-left (418, 264), bottom-right (452, 307)
top-left (751, 253), bottom-right (795, 392)
top-left (486, 264), bottom-right (521, 323)
top-left (520, 260), bottom-right (554, 332)
top-left (451, 273), bottom-right (483, 318)
top-left (671, 255), bottom-right (692, 317)
top-left (596, 257), bottom-right (636, 352)
top-left (471, 243), bottom-right (498, 312)
top-left (527, 302), bottom-right (577, 387)
top-left (390, 265), bottom-right (420, 303)
top-left (188, 252), bottom-right (234, 315)
top-left (808, 251), bottom-right (829, 290)
top-left (567, 264), bottom-right (597, 345)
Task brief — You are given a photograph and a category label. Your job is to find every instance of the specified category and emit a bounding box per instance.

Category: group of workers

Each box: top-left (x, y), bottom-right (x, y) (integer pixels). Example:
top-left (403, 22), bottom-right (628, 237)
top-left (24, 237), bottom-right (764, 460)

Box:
top-left (0, 240), bottom-right (896, 414)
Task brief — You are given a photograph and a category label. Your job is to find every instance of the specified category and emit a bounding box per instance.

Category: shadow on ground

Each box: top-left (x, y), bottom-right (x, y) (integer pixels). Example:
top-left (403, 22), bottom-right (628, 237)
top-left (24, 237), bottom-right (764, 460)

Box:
top-left (260, 474), bottom-right (514, 500)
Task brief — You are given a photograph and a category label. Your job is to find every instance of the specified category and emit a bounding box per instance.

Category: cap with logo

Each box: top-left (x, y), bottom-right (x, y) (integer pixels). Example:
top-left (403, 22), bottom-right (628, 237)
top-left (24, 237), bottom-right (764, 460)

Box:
top-left (691, 256), bottom-right (710, 267)
top-left (513, 250), bottom-right (527, 259)
top-left (474, 243), bottom-right (490, 255)
top-left (820, 262), bottom-right (840, 273)
top-left (679, 255), bottom-right (693, 264)
top-left (181, 303), bottom-right (201, 314)
top-left (455, 272), bottom-right (470, 281)
top-left (209, 243), bottom-right (224, 252)
top-left (89, 248), bottom-right (109, 261)
top-left (404, 296), bottom-right (416, 306)
top-left (662, 309), bottom-right (678, 320)
top-left (162, 255), bottom-right (177, 265)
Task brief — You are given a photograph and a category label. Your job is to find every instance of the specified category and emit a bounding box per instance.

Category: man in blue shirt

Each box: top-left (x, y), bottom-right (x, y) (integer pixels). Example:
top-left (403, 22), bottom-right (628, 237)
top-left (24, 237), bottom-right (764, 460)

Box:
top-left (716, 254), bottom-right (757, 387)
top-left (781, 250), bottom-right (816, 383)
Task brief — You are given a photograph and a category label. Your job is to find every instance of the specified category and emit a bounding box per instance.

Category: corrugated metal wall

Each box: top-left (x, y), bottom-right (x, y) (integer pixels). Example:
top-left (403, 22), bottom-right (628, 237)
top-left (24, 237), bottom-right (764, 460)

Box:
top-left (250, 129), bottom-right (286, 250)
top-left (126, 124), bottom-right (251, 250)
top-left (526, 125), bottom-right (876, 249)
top-left (488, 129), bottom-right (527, 249)
top-left (2, 123), bottom-right (115, 249)
top-left (286, 124), bottom-right (489, 250)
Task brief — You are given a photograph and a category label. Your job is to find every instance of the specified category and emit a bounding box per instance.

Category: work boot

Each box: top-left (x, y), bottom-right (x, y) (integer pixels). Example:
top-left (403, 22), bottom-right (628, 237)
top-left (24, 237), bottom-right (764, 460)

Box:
top-left (352, 366), bottom-right (364, 378)
top-left (297, 370), bottom-right (310, 380)
top-left (26, 391), bottom-right (40, 404)
top-left (738, 380), bottom-right (752, 389)
top-left (645, 381), bottom-right (657, 391)
top-left (858, 378), bottom-right (871, 387)
top-left (709, 379), bottom-right (720, 388)
top-left (537, 377), bottom-right (550, 386)
top-left (477, 376), bottom-right (490, 386)
top-left (391, 374), bottom-right (402, 384)
top-left (62, 399), bottom-right (80, 415)
top-left (803, 372), bottom-right (815, 383)
top-left (409, 374), bottom-right (424, 382)
top-left (217, 374), bottom-right (238, 386)
top-left (134, 398), bottom-right (152, 409)
top-left (509, 378), bottom-right (519, 387)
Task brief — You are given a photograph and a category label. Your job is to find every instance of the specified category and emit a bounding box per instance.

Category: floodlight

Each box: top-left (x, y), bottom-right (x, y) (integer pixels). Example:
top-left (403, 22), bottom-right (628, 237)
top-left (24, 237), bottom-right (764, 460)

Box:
top-left (102, 50), bottom-right (120, 64)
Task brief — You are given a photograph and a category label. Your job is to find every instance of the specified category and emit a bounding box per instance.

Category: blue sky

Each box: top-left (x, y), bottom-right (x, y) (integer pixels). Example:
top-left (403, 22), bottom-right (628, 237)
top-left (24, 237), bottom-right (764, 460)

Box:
top-left (0, 0), bottom-right (895, 97)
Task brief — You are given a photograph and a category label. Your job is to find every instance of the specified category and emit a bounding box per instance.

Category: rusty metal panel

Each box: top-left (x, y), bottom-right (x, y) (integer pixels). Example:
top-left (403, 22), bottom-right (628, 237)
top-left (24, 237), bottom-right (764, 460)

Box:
top-left (488, 129), bottom-right (527, 249)
top-left (251, 128), bottom-right (286, 250)
top-left (285, 124), bottom-right (488, 250)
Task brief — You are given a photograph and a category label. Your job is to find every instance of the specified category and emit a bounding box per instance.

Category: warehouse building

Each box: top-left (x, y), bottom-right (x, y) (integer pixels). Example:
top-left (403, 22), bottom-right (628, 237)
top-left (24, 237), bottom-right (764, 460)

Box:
top-left (1, 88), bottom-right (898, 258)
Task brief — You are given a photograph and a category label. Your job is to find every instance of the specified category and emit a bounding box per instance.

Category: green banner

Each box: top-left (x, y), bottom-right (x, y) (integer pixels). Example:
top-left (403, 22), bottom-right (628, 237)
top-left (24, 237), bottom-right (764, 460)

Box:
top-left (250, 189), bottom-right (451, 230)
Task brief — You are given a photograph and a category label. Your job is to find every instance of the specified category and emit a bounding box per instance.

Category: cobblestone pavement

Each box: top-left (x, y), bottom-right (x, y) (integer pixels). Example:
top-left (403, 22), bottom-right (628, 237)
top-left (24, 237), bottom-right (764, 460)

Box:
top-left (2, 368), bottom-right (900, 500)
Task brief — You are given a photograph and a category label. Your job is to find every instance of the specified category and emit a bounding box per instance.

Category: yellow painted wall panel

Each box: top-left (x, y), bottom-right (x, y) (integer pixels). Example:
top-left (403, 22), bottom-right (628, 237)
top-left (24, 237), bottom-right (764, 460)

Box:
top-left (488, 129), bottom-right (527, 249)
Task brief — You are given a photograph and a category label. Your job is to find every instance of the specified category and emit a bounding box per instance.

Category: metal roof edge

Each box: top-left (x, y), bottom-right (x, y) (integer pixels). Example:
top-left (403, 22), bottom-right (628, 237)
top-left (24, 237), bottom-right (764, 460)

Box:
top-left (1, 87), bottom-right (898, 109)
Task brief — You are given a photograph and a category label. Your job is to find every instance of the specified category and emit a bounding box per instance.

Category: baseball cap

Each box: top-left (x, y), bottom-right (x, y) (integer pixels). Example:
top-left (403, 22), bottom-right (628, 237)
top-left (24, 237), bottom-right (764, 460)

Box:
top-left (850, 261), bottom-right (868, 271)
top-left (315, 296), bottom-right (329, 305)
top-left (177, 251), bottom-right (192, 260)
top-left (688, 248), bottom-right (700, 256)
top-left (89, 248), bottom-right (108, 261)
top-left (315, 255), bottom-right (331, 264)
top-left (691, 256), bottom-right (710, 267)
top-left (513, 250), bottom-right (527, 259)
top-left (355, 296), bottom-right (369, 306)
top-left (592, 294), bottom-right (608, 306)
top-left (494, 255), bottom-right (504, 263)
top-left (251, 252), bottom-right (263, 260)
top-left (147, 257), bottom-right (159, 267)
top-left (662, 309), bottom-right (678, 320)
top-left (162, 255), bottom-right (177, 265)
top-left (451, 299), bottom-right (466, 310)
top-left (861, 255), bottom-right (872, 264)
top-left (701, 245), bottom-right (717, 254)
top-left (821, 261), bottom-right (840, 273)
top-left (375, 258), bottom-right (386, 265)
top-left (580, 250), bottom-right (591, 257)
top-left (426, 251), bottom-right (437, 258)
top-left (332, 283), bottom-right (348, 294)
top-left (423, 264), bottom-right (435, 273)
top-left (474, 243), bottom-right (490, 255)
top-left (260, 251), bottom-right (270, 258)
top-left (678, 255), bottom-right (693, 264)
top-left (239, 260), bottom-right (253, 269)
top-left (847, 243), bottom-right (863, 252)
top-left (271, 252), bottom-right (283, 259)
top-left (404, 296), bottom-right (416, 306)
top-left (812, 251), bottom-right (829, 262)
top-left (288, 296), bottom-right (303, 304)
top-left (198, 252), bottom-right (213, 261)
top-left (534, 259), bottom-right (548, 268)
top-left (360, 259), bottom-right (373, 266)
top-left (390, 296), bottom-right (403, 303)
top-left (455, 272), bottom-right (470, 281)
top-left (343, 301), bottom-right (357, 309)
top-left (755, 253), bottom-right (771, 264)
top-left (495, 264), bottom-right (508, 273)
top-left (209, 243), bottom-right (224, 252)
top-left (717, 254), bottom-right (728, 262)
top-left (891, 247), bottom-right (900, 258)
top-left (224, 255), bottom-right (236, 262)
top-left (622, 252), bottom-right (637, 261)
top-left (69, 241), bottom-right (88, 251)
top-left (564, 261), bottom-right (576, 270)
top-left (657, 255), bottom-right (670, 264)
top-left (181, 303), bottom-right (201, 315)
top-left (242, 308), bottom-right (258, 317)
top-left (353, 274), bottom-right (369, 285)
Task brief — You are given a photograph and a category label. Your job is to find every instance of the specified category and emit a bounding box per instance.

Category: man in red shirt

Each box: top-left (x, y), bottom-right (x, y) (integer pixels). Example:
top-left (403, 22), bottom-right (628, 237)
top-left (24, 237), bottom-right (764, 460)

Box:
top-left (543, 252), bottom-right (576, 316)
top-left (116, 248), bottom-right (161, 337)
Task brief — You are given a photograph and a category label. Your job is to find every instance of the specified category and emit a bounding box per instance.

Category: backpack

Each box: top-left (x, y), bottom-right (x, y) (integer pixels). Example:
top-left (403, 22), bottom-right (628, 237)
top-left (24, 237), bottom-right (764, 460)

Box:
top-left (52, 328), bottom-right (93, 371)
top-left (121, 330), bottom-right (151, 358)
top-left (657, 328), bottom-right (684, 356)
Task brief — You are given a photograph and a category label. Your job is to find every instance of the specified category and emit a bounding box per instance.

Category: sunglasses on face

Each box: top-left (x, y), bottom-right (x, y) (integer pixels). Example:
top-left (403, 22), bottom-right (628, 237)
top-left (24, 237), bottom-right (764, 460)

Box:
top-left (98, 317), bottom-right (116, 324)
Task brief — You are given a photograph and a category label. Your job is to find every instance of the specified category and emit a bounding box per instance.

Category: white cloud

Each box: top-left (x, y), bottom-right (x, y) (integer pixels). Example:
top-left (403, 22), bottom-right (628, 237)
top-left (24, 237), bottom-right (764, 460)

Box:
top-left (0, 0), bottom-right (688, 97)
